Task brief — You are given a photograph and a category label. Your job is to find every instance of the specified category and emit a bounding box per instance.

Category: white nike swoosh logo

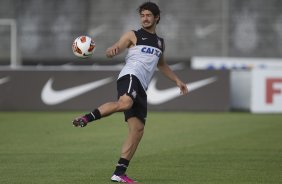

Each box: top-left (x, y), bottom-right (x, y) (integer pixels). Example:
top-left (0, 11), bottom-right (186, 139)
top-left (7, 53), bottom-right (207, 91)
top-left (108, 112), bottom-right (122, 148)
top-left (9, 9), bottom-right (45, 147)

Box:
top-left (0, 77), bottom-right (9, 85)
top-left (147, 77), bottom-right (217, 105)
top-left (41, 77), bottom-right (113, 105)
top-left (195, 24), bottom-right (217, 38)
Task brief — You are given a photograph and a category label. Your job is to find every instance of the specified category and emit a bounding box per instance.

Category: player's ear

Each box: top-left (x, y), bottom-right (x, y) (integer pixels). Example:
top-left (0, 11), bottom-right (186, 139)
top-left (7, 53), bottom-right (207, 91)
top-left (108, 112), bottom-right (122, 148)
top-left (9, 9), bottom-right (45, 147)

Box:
top-left (155, 15), bottom-right (160, 24)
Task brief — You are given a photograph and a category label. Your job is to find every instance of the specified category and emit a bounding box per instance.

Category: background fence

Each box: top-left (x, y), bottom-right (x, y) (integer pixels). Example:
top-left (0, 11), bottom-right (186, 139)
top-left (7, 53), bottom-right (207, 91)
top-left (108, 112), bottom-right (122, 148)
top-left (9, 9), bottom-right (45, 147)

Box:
top-left (1, 0), bottom-right (282, 65)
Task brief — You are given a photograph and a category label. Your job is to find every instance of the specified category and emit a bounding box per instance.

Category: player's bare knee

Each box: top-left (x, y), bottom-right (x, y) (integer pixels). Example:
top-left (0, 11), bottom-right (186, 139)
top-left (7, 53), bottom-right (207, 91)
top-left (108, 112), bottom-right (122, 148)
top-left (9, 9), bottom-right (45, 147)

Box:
top-left (135, 129), bottom-right (144, 140)
top-left (138, 128), bottom-right (144, 137)
top-left (117, 95), bottom-right (133, 111)
top-left (132, 126), bottom-right (144, 137)
top-left (116, 100), bottom-right (130, 111)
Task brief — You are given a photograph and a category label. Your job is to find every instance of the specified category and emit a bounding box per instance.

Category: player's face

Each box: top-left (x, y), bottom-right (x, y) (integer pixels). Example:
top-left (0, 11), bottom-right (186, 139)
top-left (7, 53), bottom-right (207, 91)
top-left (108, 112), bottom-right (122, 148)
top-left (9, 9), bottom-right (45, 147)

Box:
top-left (140, 10), bottom-right (158, 29)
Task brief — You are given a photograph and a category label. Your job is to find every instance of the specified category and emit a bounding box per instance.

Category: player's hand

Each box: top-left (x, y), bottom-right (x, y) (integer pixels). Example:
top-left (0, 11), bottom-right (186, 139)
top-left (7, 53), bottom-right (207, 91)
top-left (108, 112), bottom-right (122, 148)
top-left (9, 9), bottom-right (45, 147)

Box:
top-left (106, 45), bottom-right (119, 58)
top-left (72, 116), bottom-right (88, 128)
top-left (177, 80), bottom-right (188, 95)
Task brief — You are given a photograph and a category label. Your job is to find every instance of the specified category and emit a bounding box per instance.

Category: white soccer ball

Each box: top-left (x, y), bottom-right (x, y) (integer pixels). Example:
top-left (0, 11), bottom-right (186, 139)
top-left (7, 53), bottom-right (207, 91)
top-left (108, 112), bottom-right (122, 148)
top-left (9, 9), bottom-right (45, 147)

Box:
top-left (72, 36), bottom-right (96, 58)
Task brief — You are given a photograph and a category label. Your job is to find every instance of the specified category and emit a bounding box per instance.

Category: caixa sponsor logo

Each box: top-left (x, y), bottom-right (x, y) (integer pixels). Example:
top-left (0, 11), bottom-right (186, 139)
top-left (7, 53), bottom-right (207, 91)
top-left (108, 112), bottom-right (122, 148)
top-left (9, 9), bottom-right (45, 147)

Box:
top-left (141, 47), bottom-right (161, 57)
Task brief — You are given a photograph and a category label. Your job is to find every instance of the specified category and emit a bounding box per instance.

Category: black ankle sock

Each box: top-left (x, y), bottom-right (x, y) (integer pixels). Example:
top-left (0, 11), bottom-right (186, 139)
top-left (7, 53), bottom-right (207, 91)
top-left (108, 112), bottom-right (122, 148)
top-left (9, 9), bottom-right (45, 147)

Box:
top-left (84, 109), bottom-right (101, 122)
top-left (114, 158), bottom-right (130, 176)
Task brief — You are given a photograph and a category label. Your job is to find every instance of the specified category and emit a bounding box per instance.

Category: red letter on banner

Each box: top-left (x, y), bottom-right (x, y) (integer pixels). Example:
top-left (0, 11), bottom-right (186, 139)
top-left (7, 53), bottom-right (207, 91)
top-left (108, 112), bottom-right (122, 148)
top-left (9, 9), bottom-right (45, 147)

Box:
top-left (266, 78), bottom-right (282, 104)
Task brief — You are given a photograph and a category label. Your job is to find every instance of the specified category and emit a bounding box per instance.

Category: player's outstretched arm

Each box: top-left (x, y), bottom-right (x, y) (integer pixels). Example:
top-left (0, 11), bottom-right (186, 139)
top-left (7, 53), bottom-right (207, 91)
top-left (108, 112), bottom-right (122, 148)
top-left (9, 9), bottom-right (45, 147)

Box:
top-left (157, 55), bottom-right (188, 95)
top-left (106, 31), bottom-right (136, 58)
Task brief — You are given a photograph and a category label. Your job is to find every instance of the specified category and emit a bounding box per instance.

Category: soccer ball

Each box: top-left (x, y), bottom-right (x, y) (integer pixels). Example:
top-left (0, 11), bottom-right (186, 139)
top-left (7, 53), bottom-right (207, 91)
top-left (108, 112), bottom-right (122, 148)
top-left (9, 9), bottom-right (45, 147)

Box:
top-left (72, 36), bottom-right (96, 58)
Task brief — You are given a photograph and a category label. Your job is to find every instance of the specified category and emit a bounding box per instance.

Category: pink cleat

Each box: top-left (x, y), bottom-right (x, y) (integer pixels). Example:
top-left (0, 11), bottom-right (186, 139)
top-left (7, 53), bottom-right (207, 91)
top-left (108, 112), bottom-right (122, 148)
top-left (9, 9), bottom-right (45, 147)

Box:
top-left (72, 116), bottom-right (88, 127)
top-left (111, 174), bottom-right (137, 183)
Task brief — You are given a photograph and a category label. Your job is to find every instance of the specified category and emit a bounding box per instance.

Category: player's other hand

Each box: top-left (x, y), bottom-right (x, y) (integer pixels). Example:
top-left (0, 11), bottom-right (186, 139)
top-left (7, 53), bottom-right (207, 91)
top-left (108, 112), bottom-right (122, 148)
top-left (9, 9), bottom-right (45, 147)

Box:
top-left (106, 45), bottom-right (119, 58)
top-left (72, 116), bottom-right (88, 128)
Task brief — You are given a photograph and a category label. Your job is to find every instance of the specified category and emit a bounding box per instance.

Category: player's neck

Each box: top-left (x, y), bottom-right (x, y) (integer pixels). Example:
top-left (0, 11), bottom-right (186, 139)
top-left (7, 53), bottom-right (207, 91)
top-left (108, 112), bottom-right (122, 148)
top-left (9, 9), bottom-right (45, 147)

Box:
top-left (142, 27), bottom-right (156, 34)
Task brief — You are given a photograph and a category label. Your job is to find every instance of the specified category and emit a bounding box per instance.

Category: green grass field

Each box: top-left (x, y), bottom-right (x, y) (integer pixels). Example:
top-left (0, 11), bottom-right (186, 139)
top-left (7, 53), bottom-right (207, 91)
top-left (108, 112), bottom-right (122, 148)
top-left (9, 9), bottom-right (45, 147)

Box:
top-left (0, 112), bottom-right (282, 184)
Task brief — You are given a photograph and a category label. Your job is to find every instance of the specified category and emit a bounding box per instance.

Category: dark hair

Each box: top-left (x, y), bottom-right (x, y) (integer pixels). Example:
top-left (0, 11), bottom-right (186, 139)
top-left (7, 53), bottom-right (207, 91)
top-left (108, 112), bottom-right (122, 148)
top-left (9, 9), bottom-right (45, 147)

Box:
top-left (138, 2), bottom-right (161, 24)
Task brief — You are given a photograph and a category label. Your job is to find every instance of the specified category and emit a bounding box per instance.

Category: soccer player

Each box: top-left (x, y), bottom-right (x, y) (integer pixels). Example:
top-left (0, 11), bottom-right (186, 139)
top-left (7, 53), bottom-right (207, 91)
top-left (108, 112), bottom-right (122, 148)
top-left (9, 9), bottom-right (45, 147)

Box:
top-left (72, 2), bottom-right (188, 183)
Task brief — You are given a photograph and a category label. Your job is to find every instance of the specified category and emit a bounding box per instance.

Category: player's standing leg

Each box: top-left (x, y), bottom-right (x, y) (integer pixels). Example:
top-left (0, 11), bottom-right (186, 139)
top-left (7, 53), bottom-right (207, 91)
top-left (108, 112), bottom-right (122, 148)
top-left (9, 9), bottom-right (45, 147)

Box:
top-left (121, 117), bottom-right (144, 160)
top-left (111, 117), bottom-right (144, 183)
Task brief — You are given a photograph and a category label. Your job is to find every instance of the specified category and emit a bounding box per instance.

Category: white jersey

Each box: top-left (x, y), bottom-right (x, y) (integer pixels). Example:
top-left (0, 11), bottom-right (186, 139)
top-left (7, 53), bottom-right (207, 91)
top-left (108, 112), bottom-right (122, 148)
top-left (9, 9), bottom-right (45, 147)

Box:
top-left (118, 28), bottom-right (165, 90)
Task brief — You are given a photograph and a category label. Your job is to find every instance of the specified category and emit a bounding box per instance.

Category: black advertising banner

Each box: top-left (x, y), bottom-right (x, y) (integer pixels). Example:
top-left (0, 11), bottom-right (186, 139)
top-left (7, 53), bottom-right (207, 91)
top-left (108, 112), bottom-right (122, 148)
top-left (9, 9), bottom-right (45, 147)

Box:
top-left (148, 69), bottom-right (230, 111)
top-left (0, 69), bottom-right (230, 111)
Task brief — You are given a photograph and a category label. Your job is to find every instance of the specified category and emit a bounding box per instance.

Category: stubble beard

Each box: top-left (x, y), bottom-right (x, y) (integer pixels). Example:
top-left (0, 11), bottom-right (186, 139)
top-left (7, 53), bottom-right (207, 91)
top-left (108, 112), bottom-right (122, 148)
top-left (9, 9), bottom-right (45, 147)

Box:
top-left (142, 21), bottom-right (155, 30)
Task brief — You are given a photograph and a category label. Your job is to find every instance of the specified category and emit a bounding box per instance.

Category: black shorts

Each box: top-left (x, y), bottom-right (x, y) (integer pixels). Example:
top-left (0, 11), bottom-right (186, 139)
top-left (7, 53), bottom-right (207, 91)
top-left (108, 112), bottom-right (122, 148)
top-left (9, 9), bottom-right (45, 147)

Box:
top-left (117, 74), bottom-right (147, 124)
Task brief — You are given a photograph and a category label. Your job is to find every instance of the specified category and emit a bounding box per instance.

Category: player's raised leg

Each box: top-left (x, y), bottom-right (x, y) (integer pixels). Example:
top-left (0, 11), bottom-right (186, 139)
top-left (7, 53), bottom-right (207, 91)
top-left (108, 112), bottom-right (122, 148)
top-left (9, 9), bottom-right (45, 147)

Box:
top-left (72, 94), bottom-right (133, 127)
